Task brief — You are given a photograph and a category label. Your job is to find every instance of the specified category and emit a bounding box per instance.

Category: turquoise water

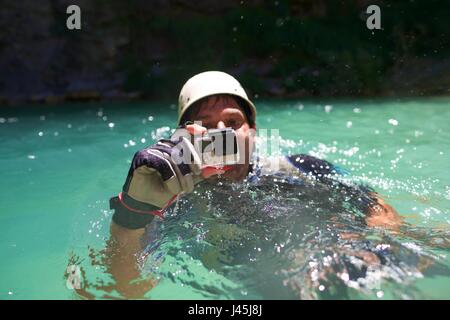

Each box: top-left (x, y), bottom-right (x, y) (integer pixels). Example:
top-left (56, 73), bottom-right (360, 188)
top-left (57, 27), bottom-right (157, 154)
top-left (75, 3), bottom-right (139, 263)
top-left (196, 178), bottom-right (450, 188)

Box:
top-left (0, 97), bottom-right (449, 299)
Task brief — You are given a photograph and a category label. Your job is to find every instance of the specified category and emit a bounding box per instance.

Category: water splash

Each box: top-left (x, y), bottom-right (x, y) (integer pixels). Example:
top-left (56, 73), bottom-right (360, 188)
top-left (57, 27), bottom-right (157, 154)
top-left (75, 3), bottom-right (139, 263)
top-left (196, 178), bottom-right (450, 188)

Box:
top-left (66, 125), bottom-right (450, 299)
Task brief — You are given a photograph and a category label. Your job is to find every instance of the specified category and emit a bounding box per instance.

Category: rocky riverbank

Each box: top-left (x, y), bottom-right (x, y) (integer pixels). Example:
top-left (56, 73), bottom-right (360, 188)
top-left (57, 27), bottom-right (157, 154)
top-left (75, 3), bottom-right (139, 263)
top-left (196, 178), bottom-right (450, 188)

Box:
top-left (1, 0), bottom-right (449, 106)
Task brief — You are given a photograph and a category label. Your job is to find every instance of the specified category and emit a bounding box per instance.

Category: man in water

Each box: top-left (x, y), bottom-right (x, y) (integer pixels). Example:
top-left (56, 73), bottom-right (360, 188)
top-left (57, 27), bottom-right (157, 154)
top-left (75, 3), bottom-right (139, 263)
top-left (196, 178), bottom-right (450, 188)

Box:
top-left (107, 71), bottom-right (401, 298)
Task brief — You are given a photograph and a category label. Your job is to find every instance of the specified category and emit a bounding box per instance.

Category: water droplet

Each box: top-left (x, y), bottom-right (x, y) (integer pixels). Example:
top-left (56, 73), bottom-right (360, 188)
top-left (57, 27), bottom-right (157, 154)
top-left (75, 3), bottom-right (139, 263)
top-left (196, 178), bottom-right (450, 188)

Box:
top-left (346, 121), bottom-right (352, 128)
top-left (27, 155), bottom-right (36, 160)
top-left (276, 18), bottom-right (284, 27)
top-left (38, 131), bottom-right (43, 137)
top-left (388, 118), bottom-right (398, 126)
top-left (414, 130), bottom-right (423, 138)
top-left (108, 122), bottom-right (115, 128)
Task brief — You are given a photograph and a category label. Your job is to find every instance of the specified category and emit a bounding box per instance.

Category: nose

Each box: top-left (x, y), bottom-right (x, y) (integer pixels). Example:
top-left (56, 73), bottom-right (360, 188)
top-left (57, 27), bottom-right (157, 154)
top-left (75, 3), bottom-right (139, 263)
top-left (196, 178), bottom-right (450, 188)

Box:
top-left (216, 121), bottom-right (226, 129)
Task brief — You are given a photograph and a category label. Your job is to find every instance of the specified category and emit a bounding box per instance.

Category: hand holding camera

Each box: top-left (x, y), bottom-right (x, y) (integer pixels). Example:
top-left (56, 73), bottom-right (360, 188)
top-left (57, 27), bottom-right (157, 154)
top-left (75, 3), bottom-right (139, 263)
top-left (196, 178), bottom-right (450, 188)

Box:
top-left (115, 123), bottom-right (238, 215)
top-left (172, 123), bottom-right (239, 178)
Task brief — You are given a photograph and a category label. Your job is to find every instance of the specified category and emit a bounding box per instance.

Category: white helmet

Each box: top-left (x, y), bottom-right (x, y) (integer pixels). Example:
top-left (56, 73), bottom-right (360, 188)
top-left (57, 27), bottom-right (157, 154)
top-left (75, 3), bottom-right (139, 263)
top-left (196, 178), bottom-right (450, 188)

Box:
top-left (178, 71), bottom-right (256, 126)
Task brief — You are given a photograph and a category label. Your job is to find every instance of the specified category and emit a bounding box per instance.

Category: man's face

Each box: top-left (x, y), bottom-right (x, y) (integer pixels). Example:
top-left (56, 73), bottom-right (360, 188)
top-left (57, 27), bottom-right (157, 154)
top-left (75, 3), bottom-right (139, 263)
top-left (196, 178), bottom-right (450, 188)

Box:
top-left (190, 95), bottom-right (255, 181)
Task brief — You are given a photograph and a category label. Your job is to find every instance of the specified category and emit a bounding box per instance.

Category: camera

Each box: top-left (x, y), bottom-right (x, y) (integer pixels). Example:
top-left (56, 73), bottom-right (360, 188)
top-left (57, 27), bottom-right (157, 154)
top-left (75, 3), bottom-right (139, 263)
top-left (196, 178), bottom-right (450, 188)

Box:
top-left (193, 128), bottom-right (239, 167)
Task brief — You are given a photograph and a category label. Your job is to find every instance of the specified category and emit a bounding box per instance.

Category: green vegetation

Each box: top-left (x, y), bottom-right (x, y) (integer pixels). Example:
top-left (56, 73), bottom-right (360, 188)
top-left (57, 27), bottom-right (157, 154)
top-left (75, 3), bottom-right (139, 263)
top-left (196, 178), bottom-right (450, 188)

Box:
top-left (116, 0), bottom-right (449, 99)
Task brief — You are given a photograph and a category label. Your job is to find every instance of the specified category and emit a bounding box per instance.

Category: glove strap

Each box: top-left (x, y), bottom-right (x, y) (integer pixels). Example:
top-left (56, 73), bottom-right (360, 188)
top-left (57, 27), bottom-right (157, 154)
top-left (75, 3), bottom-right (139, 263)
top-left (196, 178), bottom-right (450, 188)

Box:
top-left (117, 192), bottom-right (177, 219)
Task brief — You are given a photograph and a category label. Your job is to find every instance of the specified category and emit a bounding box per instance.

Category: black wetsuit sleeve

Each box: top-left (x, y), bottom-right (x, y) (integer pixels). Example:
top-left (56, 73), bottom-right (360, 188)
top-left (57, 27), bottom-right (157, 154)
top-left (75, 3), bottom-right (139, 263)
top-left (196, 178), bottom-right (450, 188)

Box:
top-left (286, 154), bottom-right (378, 213)
top-left (286, 154), bottom-right (339, 177)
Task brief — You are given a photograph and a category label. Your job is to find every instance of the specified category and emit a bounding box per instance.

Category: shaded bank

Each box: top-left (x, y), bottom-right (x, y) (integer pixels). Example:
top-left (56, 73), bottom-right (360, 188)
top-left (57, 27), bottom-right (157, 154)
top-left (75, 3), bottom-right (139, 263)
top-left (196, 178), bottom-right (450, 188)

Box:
top-left (0, 0), bottom-right (449, 105)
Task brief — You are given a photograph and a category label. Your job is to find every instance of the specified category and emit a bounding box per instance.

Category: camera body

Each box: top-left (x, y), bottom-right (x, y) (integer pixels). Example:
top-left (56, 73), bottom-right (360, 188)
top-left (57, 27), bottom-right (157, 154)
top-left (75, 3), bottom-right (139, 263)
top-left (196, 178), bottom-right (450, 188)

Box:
top-left (193, 128), bottom-right (239, 167)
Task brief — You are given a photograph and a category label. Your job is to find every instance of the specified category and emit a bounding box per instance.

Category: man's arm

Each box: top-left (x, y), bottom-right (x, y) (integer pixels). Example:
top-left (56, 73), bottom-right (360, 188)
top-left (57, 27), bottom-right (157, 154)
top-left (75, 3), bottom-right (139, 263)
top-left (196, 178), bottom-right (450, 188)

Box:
top-left (285, 154), bottom-right (403, 230)
top-left (105, 135), bottom-right (195, 297)
top-left (106, 141), bottom-right (192, 298)
top-left (106, 221), bottom-right (155, 299)
top-left (106, 124), bottom-right (220, 298)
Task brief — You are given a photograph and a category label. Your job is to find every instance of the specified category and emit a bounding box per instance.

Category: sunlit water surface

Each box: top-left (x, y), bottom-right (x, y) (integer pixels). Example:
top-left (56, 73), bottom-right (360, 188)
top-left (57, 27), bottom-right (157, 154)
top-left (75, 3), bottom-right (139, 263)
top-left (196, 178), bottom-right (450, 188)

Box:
top-left (0, 98), bottom-right (449, 299)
